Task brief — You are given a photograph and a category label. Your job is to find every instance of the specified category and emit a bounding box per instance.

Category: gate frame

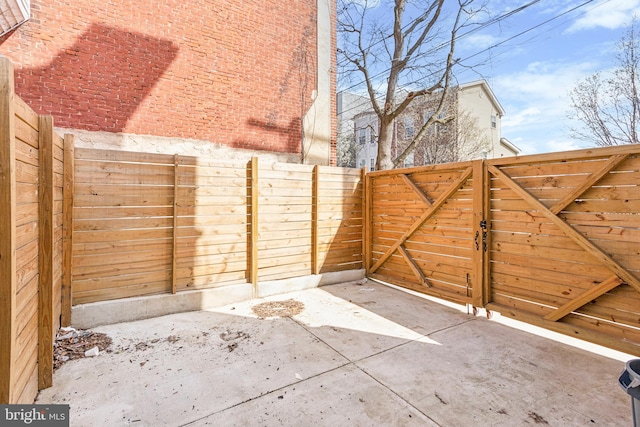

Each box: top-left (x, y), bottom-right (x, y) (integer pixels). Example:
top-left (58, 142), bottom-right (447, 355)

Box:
top-left (365, 145), bottom-right (640, 356)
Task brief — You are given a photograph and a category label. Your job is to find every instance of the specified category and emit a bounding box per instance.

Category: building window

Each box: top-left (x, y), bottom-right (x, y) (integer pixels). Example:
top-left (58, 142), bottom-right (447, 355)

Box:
top-left (370, 158), bottom-right (375, 171)
top-left (359, 159), bottom-right (366, 168)
top-left (357, 128), bottom-right (366, 145)
top-left (404, 117), bottom-right (414, 138)
top-left (491, 115), bottom-right (497, 129)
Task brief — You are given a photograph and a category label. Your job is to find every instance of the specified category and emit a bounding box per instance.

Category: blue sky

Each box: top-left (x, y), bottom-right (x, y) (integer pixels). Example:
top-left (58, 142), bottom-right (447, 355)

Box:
top-left (453, 0), bottom-right (640, 154)
top-left (338, 0), bottom-right (640, 155)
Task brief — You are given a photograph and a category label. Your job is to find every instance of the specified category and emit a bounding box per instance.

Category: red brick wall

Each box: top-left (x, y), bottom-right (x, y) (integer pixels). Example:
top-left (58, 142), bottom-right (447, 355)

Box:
top-left (0, 0), bottom-right (330, 156)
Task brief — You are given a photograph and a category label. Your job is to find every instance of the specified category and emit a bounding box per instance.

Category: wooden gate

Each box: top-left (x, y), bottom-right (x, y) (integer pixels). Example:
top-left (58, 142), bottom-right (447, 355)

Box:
top-left (365, 160), bottom-right (484, 306)
top-left (485, 146), bottom-right (640, 355)
top-left (365, 145), bottom-right (640, 355)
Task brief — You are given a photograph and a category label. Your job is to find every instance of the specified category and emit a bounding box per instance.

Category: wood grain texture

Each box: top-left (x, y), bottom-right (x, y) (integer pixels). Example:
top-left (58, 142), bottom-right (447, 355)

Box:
top-left (37, 116), bottom-right (54, 389)
top-left (0, 57), bottom-right (17, 404)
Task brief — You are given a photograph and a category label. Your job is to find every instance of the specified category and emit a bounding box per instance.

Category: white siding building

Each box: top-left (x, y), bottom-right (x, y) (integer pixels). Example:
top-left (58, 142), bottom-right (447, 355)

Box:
top-left (336, 92), bottom-right (371, 167)
top-left (456, 81), bottom-right (519, 159)
top-left (345, 80), bottom-right (519, 170)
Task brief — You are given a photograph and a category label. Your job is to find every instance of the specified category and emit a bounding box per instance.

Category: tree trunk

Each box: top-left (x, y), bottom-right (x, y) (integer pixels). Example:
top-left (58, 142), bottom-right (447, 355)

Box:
top-left (376, 118), bottom-right (394, 170)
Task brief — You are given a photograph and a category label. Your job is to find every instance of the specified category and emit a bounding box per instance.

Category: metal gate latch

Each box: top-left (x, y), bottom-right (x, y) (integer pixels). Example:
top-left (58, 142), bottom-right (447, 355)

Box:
top-left (480, 220), bottom-right (488, 253)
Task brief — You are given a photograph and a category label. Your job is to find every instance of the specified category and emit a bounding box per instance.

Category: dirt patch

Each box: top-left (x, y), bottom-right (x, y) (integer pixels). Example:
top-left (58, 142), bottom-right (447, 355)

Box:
top-left (54, 328), bottom-right (112, 370)
top-left (434, 392), bottom-right (448, 405)
top-left (219, 329), bottom-right (250, 352)
top-left (220, 330), bottom-right (249, 342)
top-left (251, 299), bottom-right (304, 318)
top-left (126, 335), bottom-right (182, 352)
top-left (528, 411), bottom-right (549, 425)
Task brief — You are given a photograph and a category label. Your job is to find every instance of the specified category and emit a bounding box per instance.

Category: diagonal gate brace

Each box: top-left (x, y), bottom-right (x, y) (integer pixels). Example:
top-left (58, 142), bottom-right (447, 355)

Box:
top-left (488, 165), bottom-right (640, 295)
top-left (370, 167), bottom-right (473, 274)
top-left (544, 275), bottom-right (624, 321)
top-left (400, 174), bottom-right (433, 207)
top-left (398, 245), bottom-right (431, 288)
top-left (549, 154), bottom-right (629, 215)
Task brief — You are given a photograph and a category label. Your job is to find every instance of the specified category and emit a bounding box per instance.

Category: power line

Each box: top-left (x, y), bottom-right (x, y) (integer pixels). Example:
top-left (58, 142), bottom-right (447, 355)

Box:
top-left (461, 0), bottom-right (601, 63)
top-left (455, 0), bottom-right (616, 82)
top-left (338, 0), bottom-right (605, 119)
top-left (336, 0), bottom-right (543, 69)
top-left (337, 0), bottom-right (544, 85)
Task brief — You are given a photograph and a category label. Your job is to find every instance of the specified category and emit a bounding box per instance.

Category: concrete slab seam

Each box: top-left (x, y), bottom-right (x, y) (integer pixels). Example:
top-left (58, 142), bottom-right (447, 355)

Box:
top-left (288, 317), bottom-right (443, 426)
top-left (421, 317), bottom-right (477, 337)
top-left (178, 360), bottom-right (354, 427)
top-left (353, 363), bottom-right (443, 427)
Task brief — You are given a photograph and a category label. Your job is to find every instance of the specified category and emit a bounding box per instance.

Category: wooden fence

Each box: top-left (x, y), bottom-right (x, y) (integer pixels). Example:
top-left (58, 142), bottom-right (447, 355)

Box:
top-left (365, 161), bottom-right (483, 305)
top-left (70, 148), bottom-right (364, 304)
top-left (484, 147), bottom-right (640, 356)
top-left (0, 58), bottom-right (70, 404)
top-left (366, 145), bottom-right (640, 356)
top-left (3, 47), bottom-right (639, 404)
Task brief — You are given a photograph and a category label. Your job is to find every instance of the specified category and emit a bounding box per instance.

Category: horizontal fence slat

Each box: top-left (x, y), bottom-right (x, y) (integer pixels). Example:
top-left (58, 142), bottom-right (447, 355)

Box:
top-left (13, 97), bottom-right (38, 130)
top-left (75, 147), bottom-right (174, 165)
top-left (486, 145), bottom-right (640, 355)
top-left (70, 149), bottom-right (363, 303)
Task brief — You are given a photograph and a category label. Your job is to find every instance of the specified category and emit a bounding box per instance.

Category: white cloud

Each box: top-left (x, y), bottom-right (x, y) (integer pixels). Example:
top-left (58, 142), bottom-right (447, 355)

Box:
top-left (567, 0), bottom-right (640, 33)
top-left (491, 60), bottom-right (599, 154)
top-left (494, 60), bottom-right (595, 107)
top-left (542, 138), bottom-right (585, 153)
top-left (502, 107), bottom-right (542, 129)
top-left (460, 33), bottom-right (501, 50)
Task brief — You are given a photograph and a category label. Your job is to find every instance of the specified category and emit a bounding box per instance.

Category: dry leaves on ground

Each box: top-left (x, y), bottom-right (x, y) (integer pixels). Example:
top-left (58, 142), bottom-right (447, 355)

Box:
top-left (54, 328), bottom-right (112, 370)
top-left (251, 299), bottom-right (305, 318)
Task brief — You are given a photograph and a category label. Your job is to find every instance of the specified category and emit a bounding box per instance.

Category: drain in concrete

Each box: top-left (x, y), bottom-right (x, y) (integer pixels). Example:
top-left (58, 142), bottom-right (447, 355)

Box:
top-left (251, 299), bottom-right (304, 319)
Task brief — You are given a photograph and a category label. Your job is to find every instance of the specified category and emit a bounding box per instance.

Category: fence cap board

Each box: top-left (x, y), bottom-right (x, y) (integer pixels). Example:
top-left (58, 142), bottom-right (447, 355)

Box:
top-left (486, 143), bottom-right (640, 166)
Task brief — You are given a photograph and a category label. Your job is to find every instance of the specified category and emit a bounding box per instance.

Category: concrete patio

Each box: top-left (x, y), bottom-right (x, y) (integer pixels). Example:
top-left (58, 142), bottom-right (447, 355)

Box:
top-left (36, 280), bottom-right (634, 426)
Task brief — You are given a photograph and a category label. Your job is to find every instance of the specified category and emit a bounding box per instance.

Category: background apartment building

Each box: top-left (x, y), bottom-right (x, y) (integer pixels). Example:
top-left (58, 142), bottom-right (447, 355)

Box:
top-left (340, 80), bottom-right (519, 171)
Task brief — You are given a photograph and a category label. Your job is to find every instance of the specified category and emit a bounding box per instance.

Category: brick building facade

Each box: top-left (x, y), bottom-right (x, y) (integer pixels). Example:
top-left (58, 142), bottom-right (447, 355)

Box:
top-left (0, 0), bottom-right (336, 164)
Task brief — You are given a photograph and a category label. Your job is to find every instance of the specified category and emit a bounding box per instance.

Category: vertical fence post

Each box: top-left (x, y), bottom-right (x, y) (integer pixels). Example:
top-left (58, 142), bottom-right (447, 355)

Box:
top-left (172, 154), bottom-right (179, 294)
top-left (362, 167), bottom-right (371, 274)
top-left (61, 134), bottom-right (74, 326)
top-left (481, 160), bottom-right (492, 306)
top-left (471, 160), bottom-right (485, 308)
top-left (38, 115), bottom-right (54, 389)
top-left (250, 157), bottom-right (259, 297)
top-left (312, 165), bottom-right (319, 275)
top-left (0, 56), bottom-right (17, 404)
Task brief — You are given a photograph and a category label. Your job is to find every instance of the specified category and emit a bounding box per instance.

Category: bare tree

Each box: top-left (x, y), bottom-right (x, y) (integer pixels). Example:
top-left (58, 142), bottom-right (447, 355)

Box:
top-left (338, 0), bottom-right (478, 169)
top-left (336, 118), bottom-right (357, 167)
top-left (400, 98), bottom-right (489, 165)
top-left (453, 110), bottom-right (490, 161)
top-left (569, 21), bottom-right (640, 146)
